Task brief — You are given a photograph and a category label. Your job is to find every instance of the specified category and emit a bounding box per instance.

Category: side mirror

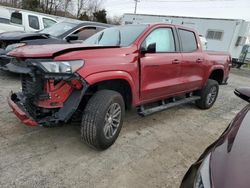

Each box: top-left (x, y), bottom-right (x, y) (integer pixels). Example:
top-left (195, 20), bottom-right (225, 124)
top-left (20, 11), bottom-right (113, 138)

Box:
top-left (141, 43), bottom-right (156, 54)
top-left (65, 34), bottom-right (78, 42)
top-left (234, 87), bottom-right (250, 103)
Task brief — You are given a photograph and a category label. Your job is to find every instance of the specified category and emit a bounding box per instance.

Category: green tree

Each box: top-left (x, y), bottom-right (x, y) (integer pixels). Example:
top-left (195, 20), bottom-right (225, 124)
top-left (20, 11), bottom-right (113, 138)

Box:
top-left (78, 11), bottom-right (90, 21)
top-left (93, 9), bottom-right (107, 23)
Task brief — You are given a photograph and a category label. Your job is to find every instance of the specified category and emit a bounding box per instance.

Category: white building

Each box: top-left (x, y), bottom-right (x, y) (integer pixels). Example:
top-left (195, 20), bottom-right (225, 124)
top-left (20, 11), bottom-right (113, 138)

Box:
top-left (122, 13), bottom-right (250, 60)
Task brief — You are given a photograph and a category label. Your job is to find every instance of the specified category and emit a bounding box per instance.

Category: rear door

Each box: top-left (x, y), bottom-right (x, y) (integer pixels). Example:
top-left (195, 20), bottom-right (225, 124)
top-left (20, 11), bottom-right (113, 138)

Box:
top-left (178, 28), bottom-right (205, 91)
top-left (140, 26), bottom-right (183, 102)
top-left (27, 14), bottom-right (40, 31)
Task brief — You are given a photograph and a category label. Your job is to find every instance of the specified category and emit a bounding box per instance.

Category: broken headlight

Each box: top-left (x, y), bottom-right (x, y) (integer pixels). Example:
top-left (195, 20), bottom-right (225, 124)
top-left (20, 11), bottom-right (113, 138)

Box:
top-left (39, 60), bottom-right (84, 73)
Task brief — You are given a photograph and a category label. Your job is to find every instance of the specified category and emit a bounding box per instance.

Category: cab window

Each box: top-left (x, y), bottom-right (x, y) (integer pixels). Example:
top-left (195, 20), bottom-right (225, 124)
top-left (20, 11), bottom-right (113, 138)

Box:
top-left (28, 15), bottom-right (39, 30)
top-left (179, 29), bottom-right (198, 52)
top-left (43, 18), bottom-right (56, 28)
top-left (73, 27), bottom-right (99, 41)
top-left (10, 12), bottom-right (22, 25)
top-left (142, 28), bottom-right (176, 53)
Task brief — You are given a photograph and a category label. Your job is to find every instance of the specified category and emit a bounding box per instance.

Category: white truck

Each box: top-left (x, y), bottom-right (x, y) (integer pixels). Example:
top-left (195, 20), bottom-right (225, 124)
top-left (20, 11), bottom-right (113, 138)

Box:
top-left (0, 7), bottom-right (58, 33)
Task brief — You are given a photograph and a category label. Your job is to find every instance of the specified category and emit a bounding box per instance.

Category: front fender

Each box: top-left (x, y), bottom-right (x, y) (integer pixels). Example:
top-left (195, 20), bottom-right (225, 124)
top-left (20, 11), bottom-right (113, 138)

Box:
top-left (85, 71), bottom-right (139, 106)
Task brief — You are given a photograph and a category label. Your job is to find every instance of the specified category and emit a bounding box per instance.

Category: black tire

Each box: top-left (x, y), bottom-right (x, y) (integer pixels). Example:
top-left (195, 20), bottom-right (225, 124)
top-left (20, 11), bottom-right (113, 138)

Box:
top-left (81, 90), bottom-right (125, 150)
top-left (195, 79), bottom-right (219, 109)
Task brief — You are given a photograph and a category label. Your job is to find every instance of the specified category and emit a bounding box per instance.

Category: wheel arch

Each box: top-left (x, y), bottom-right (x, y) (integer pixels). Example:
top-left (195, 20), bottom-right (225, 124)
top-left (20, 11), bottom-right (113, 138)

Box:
top-left (85, 71), bottom-right (138, 109)
top-left (208, 68), bottom-right (224, 84)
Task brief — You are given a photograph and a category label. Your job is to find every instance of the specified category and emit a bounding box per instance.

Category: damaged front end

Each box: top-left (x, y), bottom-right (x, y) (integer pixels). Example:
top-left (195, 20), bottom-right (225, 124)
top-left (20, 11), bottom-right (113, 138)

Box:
top-left (8, 58), bottom-right (88, 127)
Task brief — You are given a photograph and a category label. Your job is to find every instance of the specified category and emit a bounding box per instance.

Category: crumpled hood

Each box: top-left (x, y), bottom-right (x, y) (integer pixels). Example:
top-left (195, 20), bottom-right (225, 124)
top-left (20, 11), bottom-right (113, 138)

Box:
top-left (0, 31), bottom-right (49, 41)
top-left (210, 104), bottom-right (250, 188)
top-left (8, 44), bottom-right (119, 58)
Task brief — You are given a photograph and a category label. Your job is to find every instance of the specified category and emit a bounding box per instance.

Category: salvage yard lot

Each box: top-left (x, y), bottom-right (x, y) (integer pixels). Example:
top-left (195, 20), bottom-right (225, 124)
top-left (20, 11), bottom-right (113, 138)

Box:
top-left (0, 69), bottom-right (249, 188)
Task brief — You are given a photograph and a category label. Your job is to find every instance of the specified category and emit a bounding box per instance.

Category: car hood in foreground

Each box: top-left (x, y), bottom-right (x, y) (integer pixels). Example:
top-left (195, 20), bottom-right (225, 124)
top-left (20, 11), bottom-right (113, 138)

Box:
top-left (181, 104), bottom-right (250, 188)
top-left (0, 31), bottom-right (49, 41)
top-left (8, 44), bottom-right (120, 58)
top-left (210, 104), bottom-right (250, 188)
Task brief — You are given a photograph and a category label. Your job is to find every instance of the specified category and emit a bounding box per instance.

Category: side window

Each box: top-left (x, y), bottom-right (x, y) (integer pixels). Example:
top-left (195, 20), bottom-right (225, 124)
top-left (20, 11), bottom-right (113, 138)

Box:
top-left (142, 28), bottom-right (175, 53)
top-left (10, 12), bottom-right (22, 25)
top-left (73, 27), bottom-right (98, 40)
top-left (43, 18), bottom-right (56, 28)
top-left (179, 29), bottom-right (198, 52)
top-left (28, 15), bottom-right (39, 30)
top-left (96, 27), bottom-right (106, 32)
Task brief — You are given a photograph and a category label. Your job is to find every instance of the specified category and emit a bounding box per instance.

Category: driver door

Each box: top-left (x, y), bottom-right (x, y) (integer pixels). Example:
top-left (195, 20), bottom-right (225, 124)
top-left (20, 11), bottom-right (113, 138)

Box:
top-left (140, 27), bottom-right (182, 102)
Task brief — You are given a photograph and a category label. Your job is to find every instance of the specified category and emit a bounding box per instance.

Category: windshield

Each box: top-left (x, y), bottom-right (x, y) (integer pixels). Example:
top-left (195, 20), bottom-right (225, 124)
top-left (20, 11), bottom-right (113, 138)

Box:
top-left (39, 22), bottom-right (78, 37)
top-left (83, 25), bottom-right (148, 47)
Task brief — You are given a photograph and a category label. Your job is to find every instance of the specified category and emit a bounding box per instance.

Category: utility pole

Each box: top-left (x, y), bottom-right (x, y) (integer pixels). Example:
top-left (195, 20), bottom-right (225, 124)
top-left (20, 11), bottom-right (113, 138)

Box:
top-left (134, 0), bottom-right (139, 14)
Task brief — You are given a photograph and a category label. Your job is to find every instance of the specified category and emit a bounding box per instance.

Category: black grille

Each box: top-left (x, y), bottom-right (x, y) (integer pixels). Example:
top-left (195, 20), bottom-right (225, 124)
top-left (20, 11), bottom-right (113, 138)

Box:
top-left (21, 74), bottom-right (44, 118)
top-left (21, 74), bottom-right (43, 97)
top-left (24, 98), bottom-right (40, 118)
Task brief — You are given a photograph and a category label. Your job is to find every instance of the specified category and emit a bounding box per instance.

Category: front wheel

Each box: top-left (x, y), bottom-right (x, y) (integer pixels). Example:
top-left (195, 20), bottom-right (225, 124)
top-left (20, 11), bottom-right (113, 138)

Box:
top-left (196, 79), bottom-right (219, 109)
top-left (81, 90), bottom-right (125, 150)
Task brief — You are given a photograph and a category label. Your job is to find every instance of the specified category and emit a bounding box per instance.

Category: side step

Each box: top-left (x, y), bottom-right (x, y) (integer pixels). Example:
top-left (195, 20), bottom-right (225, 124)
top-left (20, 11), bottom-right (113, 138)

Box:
top-left (137, 96), bottom-right (201, 117)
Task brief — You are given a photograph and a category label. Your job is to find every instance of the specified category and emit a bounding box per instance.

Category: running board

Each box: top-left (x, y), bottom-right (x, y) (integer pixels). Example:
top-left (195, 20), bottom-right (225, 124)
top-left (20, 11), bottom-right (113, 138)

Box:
top-left (137, 96), bottom-right (201, 117)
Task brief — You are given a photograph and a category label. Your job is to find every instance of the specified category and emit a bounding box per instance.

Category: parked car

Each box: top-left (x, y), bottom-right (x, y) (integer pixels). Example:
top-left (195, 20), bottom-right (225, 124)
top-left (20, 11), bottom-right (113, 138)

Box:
top-left (0, 9), bottom-right (58, 33)
top-left (0, 6), bottom-right (11, 24)
top-left (0, 20), bottom-right (111, 71)
top-left (181, 87), bottom-right (250, 188)
top-left (7, 24), bottom-right (231, 150)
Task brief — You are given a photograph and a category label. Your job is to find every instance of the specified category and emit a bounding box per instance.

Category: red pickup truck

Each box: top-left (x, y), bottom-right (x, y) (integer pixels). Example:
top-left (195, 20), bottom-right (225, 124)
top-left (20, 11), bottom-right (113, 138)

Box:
top-left (7, 24), bottom-right (231, 150)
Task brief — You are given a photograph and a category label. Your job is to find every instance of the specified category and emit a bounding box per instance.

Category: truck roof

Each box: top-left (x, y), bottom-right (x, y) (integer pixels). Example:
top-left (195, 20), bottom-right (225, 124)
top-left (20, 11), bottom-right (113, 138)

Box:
top-left (123, 13), bottom-right (247, 22)
top-left (128, 23), bottom-right (199, 33)
top-left (0, 5), bottom-right (61, 20)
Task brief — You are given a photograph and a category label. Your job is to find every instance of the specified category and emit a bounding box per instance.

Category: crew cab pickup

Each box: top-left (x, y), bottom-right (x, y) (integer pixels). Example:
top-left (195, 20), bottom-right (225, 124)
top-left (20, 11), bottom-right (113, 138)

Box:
top-left (7, 24), bottom-right (231, 150)
top-left (0, 10), bottom-right (57, 33)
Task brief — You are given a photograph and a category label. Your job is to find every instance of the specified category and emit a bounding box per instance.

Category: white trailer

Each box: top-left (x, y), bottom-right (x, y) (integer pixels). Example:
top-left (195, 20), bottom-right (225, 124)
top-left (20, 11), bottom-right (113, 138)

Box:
top-left (122, 13), bottom-right (250, 60)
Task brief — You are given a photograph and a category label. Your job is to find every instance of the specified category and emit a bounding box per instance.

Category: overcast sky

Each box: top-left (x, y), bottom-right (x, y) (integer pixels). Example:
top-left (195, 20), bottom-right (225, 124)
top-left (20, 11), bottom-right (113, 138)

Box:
top-left (103, 0), bottom-right (250, 21)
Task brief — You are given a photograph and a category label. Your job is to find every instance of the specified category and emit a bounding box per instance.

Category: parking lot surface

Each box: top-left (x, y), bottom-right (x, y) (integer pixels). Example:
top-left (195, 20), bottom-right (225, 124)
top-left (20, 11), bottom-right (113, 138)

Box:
top-left (0, 69), bottom-right (249, 188)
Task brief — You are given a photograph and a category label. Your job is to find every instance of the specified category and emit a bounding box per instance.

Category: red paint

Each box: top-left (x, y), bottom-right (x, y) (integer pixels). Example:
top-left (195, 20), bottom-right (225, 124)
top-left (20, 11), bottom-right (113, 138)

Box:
top-left (8, 24), bottom-right (231, 123)
top-left (7, 95), bottom-right (38, 126)
top-left (37, 80), bottom-right (75, 108)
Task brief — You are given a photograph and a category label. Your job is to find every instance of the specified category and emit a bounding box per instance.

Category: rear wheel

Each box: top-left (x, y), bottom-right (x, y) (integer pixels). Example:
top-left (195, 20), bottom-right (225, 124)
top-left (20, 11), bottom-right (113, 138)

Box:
top-left (196, 79), bottom-right (219, 109)
top-left (81, 90), bottom-right (125, 150)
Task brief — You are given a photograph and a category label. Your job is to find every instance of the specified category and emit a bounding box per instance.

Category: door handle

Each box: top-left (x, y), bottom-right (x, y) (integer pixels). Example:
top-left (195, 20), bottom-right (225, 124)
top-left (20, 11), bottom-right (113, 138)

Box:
top-left (196, 58), bottom-right (204, 63)
top-left (172, 59), bottom-right (181, 64)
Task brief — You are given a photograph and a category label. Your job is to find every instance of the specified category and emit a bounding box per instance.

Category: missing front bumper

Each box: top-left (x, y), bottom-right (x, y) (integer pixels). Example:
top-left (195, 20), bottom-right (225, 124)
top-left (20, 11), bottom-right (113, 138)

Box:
top-left (8, 81), bottom-right (88, 127)
top-left (8, 92), bottom-right (38, 126)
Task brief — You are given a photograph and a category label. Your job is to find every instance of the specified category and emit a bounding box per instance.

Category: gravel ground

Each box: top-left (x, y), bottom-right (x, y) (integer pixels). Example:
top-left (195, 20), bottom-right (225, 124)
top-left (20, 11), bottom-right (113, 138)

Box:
top-left (0, 69), bottom-right (249, 188)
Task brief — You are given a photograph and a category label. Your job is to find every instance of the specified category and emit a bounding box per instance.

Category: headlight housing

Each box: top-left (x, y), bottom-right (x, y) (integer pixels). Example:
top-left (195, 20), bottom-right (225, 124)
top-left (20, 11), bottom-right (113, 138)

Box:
top-left (5, 43), bottom-right (26, 52)
top-left (194, 153), bottom-right (211, 188)
top-left (39, 60), bottom-right (84, 73)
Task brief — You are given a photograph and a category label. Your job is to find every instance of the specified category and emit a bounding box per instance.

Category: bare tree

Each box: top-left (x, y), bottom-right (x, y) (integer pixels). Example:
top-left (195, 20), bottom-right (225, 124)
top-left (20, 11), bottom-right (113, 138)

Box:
top-left (107, 15), bottom-right (122, 25)
top-left (86, 0), bottom-right (104, 20)
top-left (76, 0), bottom-right (88, 18)
top-left (64, 0), bottom-right (71, 16)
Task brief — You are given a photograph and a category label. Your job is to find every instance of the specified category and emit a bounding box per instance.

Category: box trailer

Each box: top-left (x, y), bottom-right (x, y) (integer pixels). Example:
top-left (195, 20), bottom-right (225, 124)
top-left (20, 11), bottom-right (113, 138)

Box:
top-left (122, 13), bottom-right (250, 61)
